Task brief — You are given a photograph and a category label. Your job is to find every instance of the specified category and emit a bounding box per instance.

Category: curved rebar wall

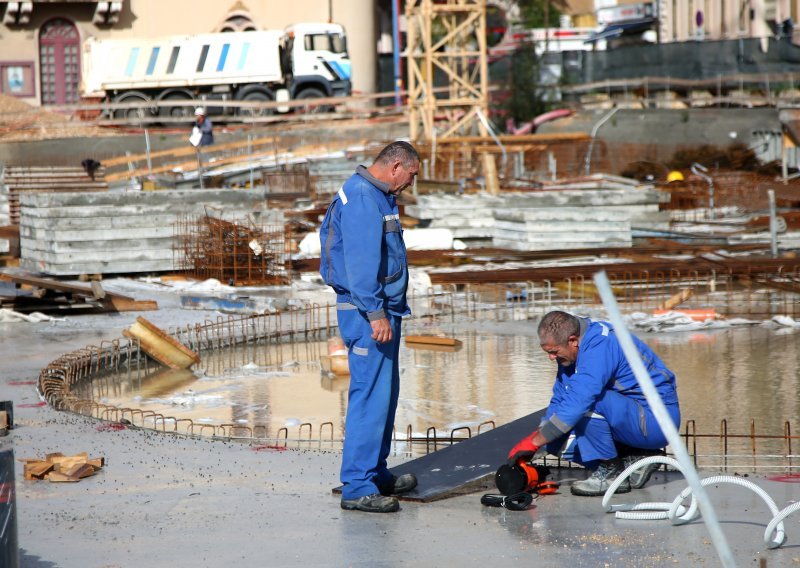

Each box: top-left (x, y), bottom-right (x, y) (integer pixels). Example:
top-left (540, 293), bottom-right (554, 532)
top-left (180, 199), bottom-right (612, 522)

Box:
top-left (35, 284), bottom-right (800, 465)
top-left (37, 291), bottom-right (526, 449)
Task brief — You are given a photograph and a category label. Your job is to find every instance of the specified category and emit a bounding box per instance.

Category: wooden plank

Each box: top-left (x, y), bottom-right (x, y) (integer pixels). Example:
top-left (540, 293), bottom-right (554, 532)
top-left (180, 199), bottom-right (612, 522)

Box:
top-left (405, 335), bottom-right (462, 347)
top-left (105, 297), bottom-right (159, 312)
top-left (24, 461), bottom-right (55, 480)
top-left (62, 463), bottom-right (96, 479)
top-left (1, 272), bottom-right (137, 303)
top-left (123, 316), bottom-right (200, 369)
top-left (86, 457), bottom-right (105, 469)
top-left (101, 135), bottom-right (278, 167)
top-left (47, 472), bottom-right (80, 482)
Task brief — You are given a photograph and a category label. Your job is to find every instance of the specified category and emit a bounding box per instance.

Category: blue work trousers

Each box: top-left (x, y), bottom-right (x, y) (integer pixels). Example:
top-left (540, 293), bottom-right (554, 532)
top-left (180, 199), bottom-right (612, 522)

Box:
top-left (338, 309), bottom-right (402, 500)
top-left (546, 389), bottom-right (680, 469)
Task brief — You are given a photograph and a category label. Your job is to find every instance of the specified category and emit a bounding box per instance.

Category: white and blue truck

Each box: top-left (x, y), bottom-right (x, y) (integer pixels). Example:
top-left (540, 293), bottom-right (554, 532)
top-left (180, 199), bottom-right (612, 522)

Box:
top-left (80, 22), bottom-right (352, 118)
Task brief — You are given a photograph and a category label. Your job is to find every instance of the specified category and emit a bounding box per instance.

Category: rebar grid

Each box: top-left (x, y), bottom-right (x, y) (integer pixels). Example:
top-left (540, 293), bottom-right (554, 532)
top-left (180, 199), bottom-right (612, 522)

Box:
top-left (174, 214), bottom-right (289, 286)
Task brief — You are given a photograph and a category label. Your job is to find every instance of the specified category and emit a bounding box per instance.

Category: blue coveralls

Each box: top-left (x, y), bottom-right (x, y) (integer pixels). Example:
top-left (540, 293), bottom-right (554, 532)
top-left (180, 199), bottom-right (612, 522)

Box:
top-left (319, 166), bottom-right (410, 500)
top-left (539, 318), bottom-right (680, 469)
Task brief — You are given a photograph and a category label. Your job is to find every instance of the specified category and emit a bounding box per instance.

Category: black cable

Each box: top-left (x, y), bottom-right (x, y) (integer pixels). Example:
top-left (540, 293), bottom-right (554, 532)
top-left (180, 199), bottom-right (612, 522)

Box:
top-left (480, 492), bottom-right (535, 511)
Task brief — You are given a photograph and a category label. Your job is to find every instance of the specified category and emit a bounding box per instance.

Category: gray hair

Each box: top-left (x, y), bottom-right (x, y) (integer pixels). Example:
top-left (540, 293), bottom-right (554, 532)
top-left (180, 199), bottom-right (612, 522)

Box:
top-left (374, 141), bottom-right (419, 168)
top-left (538, 310), bottom-right (580, 345)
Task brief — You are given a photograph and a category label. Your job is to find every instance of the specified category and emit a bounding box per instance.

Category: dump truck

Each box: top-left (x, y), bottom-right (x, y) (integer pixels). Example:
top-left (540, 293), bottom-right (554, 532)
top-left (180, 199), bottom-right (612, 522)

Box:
top-left (80, 22), bottom-right (352, 118)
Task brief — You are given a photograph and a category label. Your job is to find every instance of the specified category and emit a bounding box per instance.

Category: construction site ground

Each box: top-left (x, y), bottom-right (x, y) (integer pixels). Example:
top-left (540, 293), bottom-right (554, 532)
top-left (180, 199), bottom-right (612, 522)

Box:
top-left (4, 99), bottom-right (800, 566)
top-left (5, 298), bottom-right (800, 567)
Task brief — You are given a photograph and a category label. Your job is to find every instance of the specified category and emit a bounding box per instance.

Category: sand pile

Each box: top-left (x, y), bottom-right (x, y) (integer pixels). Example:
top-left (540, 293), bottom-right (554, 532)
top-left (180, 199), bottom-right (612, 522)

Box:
top-left (0, 94), bottom-right (120, 141)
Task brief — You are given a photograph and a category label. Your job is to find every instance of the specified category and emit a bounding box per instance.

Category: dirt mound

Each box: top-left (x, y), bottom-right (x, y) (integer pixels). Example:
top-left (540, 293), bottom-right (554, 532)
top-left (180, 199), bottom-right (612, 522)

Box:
top-left (0, 93), bottom-right (120, 141)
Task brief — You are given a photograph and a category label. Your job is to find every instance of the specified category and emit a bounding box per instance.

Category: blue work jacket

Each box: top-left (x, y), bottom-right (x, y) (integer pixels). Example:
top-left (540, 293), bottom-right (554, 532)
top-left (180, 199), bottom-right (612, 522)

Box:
top-left (541, 318), bottom-right (679, 440)
top-left (319, 166), bottom-right (410, 321)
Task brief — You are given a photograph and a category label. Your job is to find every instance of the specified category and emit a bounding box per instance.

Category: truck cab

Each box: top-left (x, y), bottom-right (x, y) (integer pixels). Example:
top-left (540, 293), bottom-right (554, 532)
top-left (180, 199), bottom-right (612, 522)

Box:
top-left (285, 23), bottom-right (351, 102)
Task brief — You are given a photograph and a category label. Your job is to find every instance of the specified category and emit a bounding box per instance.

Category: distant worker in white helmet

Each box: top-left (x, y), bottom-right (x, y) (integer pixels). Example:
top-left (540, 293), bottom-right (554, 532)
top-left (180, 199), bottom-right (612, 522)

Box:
top-left (190, 107), bottom-right (214, 147)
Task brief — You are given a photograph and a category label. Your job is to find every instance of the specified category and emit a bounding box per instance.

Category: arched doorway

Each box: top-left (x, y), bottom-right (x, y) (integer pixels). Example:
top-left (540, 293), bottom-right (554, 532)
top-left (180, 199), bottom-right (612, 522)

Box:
top-left (39, 18), bottom-right (80, 105)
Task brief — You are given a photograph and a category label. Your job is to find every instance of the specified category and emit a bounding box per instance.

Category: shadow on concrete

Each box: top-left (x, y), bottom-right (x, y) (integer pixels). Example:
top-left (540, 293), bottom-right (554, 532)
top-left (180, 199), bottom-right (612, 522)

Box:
top-left (20, 549), bottom-right (60, 568)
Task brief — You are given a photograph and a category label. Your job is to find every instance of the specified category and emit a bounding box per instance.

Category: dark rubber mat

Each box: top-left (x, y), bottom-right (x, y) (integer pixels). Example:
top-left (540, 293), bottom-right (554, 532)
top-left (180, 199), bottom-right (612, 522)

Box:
top-left (334, 408), bottom-right (546, 502)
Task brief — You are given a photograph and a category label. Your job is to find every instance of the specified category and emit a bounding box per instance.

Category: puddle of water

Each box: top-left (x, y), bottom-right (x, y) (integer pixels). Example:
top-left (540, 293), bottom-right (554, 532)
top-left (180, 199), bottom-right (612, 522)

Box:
top-left (80, 321), bottom-right (800, 459)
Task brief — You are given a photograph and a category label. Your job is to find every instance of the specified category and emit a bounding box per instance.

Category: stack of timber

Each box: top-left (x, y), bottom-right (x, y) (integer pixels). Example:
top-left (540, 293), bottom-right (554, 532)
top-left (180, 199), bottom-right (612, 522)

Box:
top-left (0, 270), bottom-right (157, 314)
top-left (404, 176), bottom-right (669, 250)
top-left (21, 452), bottom-right (105, 483)
top-left (19, 189), bottom-right (282, 276)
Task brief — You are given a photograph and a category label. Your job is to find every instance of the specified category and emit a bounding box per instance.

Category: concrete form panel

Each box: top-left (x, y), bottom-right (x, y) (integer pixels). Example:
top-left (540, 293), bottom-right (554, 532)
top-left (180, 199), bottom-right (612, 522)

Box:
top-left (18, 188), bottom-right (281, 275)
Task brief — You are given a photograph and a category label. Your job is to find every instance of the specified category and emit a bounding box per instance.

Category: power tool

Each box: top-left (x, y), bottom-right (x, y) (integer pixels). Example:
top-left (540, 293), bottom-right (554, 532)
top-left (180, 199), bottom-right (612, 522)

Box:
top-left (480, 459), bottom-right (559, 510)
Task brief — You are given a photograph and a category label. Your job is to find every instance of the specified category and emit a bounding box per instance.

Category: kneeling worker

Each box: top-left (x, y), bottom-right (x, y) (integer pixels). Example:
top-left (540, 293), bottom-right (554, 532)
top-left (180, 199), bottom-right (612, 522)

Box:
top-left (508, 310), bottom-right (680, 496)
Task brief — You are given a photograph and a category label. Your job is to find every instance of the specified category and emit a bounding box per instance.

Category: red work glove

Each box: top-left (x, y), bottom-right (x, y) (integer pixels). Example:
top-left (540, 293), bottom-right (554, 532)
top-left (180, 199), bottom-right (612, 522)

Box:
top-left (507, 432), bottom-right (539, 466)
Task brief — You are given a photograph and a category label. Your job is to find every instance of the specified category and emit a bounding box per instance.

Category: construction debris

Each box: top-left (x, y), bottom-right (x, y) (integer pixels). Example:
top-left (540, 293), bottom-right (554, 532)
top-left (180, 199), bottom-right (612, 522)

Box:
top-left (404, 176), bottom-right (669, 248)
top-left (174, 214), bottom-right (289, 286)
top-left (19, 452), bottom-right (105, 482)
top-left (0, 270), bottom-right (157, 314)
top-left (123, 316), bottom-right (200, 369)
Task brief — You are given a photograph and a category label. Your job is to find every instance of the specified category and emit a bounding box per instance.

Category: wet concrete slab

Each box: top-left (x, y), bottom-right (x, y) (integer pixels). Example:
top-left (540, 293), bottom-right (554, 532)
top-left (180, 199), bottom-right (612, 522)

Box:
top-left (4, 283), bottom-right (800, 566)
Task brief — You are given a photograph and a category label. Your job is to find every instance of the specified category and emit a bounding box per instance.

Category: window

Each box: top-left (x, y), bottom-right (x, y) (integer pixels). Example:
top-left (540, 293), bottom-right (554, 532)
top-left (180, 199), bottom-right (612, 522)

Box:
top-left (0, 62), bottom-right (35, 97)
top-left (305, 33), bottom-right (347, 54)
top-left (39, 18), bottom-right (80, 105)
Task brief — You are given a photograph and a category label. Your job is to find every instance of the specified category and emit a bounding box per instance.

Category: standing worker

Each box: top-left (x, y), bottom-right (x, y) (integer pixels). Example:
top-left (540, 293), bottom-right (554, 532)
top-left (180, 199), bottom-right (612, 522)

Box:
top-left (507, 310), bottom-right (681, 496)
top-left (189, 107), bottom-right (213, 189)
top-left (191, 107), bottom-right (214, 146)
top-left (319, 141), bottom-right (420, 513)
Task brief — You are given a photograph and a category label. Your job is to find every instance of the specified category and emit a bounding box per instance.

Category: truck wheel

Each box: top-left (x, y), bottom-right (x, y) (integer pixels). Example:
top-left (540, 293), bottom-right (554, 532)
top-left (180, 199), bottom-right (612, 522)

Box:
top-left (112, 92), bottom-right (155, 121)
top-left (296, 88), bottom-right (331, 114)
top-left (239, 91), bottom-right (273, 117)
top-left (160, 94), bottom-right (193, 119)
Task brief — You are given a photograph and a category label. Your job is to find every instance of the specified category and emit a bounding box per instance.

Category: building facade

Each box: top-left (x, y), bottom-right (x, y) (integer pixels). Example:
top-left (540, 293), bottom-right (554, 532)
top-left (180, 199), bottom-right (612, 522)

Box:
top-left (0, 0), bottom-right (377, 106)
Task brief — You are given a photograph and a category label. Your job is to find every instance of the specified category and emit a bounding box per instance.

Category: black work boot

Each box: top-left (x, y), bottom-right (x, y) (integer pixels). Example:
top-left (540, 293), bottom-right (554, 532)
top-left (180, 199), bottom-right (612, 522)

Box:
top-left (570, 459), bottom-right (631, 497)
top-left (379, 473), bottom-right (418, 496)
top-left (341, 493), bottom-right (400, 513)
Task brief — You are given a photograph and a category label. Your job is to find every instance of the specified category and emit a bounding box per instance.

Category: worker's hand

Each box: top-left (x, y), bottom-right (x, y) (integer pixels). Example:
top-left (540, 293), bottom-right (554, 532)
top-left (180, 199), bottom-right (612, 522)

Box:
top-left (507, 432), bottom-right (540, 466)
top-left (370, 317), bottom-right (392, 344)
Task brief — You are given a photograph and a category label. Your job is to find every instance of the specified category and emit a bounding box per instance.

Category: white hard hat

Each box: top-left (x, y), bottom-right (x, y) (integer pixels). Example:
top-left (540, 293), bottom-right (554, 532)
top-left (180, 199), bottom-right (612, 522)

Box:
top-left (194, 107), bottom-right (206, 116)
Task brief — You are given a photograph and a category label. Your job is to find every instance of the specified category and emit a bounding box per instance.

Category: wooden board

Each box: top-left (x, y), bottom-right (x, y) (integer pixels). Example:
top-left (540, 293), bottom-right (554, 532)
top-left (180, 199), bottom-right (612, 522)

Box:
top-left (123, 316), bottom-right (200, 369)
top-left (333, 407), bottom-right (547, 502)
top-left (405, 335), bottom-right (462, 347)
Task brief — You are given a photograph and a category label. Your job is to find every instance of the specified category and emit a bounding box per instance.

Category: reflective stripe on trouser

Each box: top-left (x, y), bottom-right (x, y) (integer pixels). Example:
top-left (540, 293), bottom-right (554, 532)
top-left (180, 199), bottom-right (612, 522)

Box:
top-left (545, 389), bottom-right (680, 466)
top-left (338, 308), bottom-right (402, 500)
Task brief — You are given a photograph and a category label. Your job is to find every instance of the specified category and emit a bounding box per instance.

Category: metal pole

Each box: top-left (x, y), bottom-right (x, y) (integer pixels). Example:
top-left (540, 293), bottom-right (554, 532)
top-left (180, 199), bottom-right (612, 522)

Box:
top-left (392, 0), bottom-right (402, 107)
top-left (594, 270), bottom-right (737, 568)
top-left (144, 128), bottom-right (153, 175)
top-left (769, 189), bottom-right (778, 258)
top-left (584, 107), bottom-right (619, 176)
top-left (248, 134), bottom-right (254, 188)
top-left (690, 162), bottom-right (715, 220)
top-left (196, 149), bottom-right (204, 190)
